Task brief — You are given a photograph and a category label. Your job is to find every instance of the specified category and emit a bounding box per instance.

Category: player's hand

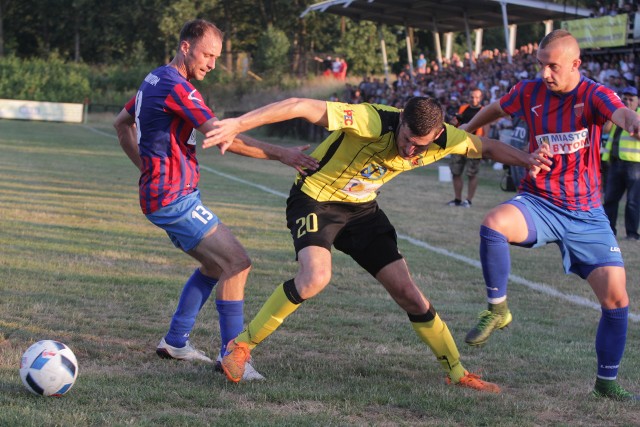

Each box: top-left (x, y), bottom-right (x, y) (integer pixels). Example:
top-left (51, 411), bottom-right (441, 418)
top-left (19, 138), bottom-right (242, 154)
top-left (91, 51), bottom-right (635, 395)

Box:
top-left (204, 118), bottom-right (241, 149)
top-left (528, 143), bottom-right (552, 178)
top-left (628, 118), bottom-right (640, 140)
top-left (279, 144), bottom-right (319, 175)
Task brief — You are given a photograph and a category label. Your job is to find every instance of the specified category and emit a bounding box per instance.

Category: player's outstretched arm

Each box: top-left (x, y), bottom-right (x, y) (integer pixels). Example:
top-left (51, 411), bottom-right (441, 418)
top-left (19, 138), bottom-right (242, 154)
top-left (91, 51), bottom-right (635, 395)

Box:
top-left (480, 137), bottom-right (551, 178)
top-left (459, 101), bottom-right (507, 133)
top-left (226, 133), bottom-right (319, 175)
top-left (113, 108), bottom-right (143, 171)
top-left (611, 107), bottom-right (640, 139)
top-left (203, 98), bottom-right (329, 149)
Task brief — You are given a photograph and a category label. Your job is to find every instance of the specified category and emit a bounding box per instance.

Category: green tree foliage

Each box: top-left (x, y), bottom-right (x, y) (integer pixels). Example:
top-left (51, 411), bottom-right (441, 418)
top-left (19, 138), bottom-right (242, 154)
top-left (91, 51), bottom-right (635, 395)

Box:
top-left (159, 4), bottom-right (194, 62)
top-left (0, 56), bottom-right (90, 102)
top-left (336, 21), bottom-right (400, 77)
top-left (253, 26), bottom-right (290, 78)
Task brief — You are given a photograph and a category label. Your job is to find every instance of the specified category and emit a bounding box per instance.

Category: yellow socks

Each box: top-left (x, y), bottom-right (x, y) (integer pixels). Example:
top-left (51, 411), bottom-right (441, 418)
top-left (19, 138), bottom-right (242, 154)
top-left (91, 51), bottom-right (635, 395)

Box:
top-left (236, 280), bottom-right (303, 349)
top-left (411, 313), bottom-right (466, 382)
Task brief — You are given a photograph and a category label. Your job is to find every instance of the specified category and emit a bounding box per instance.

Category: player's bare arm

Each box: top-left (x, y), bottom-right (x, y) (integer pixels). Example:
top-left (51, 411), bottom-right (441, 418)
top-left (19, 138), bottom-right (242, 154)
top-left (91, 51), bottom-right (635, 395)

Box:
top-left (611, 107), bottom-right (640, 139)
top-left (226, 134), bottom-right (319, 175)
top-left (197, 117), bottom-right (234, 154)
top-left (198, 115), bottom-right (318, 173)
top-left (480, 136), bottom-right (551, 178)
top-left (459, 101), bottom-right (507, 133)
top-left (113, 108), bottom-right (143, 171)
top-left (203, 98), bottom-right (329, 148)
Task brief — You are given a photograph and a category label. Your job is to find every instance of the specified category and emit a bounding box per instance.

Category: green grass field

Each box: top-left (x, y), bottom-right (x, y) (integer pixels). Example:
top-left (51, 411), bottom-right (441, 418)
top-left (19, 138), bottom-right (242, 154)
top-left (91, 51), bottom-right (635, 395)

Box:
top-left (1, 117), bottom-right (639, 426)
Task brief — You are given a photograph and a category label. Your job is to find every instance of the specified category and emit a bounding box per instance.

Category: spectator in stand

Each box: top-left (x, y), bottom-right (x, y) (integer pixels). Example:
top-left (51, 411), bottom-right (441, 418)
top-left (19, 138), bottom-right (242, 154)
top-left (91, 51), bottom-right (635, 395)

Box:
top-left (609, 75), bottom-right (626, 94)
top-left (417, 53), bottom-right (427, 74)
top-left (314, 55), bottom-right (333, 77)
top-left (338, 57), bottom-right (348, 80)
top-left (598, 61), bottom-right (619, 87)
top-left (332, 57), bottom-right (342, 79)
top-left (350, 88), bottom-right (364, 104)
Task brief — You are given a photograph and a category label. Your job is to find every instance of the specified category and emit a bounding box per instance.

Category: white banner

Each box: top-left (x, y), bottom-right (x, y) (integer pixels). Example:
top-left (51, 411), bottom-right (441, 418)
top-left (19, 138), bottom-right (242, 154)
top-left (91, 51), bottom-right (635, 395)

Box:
top-left (0, 99), bottom-right (84, 123)
top-left (561, 15), bottom-right (628, 48)
top-left (635, 13), bottom-right (640, 40)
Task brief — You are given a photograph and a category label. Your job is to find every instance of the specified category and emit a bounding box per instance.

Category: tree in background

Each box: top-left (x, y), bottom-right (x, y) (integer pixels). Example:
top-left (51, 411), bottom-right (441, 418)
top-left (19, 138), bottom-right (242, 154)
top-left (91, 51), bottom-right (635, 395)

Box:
top-left (253, 25), bottom-right (290, 80)
top-left (336, 20), bottom-right (400, 77)
top-left (158, 0), bottom-right (198, 63)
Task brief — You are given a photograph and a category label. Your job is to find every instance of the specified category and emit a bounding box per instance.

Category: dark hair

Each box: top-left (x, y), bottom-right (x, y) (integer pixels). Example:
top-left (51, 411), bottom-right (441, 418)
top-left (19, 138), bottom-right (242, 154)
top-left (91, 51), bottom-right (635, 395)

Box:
top-left (179, 19), bottom-right (224, 45)
top-left (402, 96), bottom-right (444, 136)
top-left (539, 29), bottom-right (573, 49)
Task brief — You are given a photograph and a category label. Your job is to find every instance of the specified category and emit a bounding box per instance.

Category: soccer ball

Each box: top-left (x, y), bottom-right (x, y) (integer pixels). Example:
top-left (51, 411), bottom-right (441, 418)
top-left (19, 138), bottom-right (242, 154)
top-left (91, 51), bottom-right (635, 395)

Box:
top-left (19, 340), bottom-right (79, 397)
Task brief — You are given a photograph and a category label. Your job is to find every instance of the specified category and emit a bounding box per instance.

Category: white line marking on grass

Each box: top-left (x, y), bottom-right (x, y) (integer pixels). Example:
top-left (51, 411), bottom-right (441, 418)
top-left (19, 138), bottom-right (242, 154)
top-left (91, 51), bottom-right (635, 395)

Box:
top-left (202, 163), bottom-right (640, 322)
top-left (83, 125), bottom-right (116, 139)
top-left (398, 235), bottom-right (640, 321)
top-left (199, 165), bottom-right (289, 198)
top-left (89, 126), bottom-right (639, 322)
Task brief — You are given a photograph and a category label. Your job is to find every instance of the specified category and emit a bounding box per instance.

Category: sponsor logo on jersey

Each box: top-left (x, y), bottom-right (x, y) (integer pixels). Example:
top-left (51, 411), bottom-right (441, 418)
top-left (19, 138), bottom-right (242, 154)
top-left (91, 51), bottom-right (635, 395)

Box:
top-left (573, 102), bottom-right (584, 117)
top-left (535, 129), bottom-right (589, 154)
top-left (610, 246), bottom-right (620, 252)
top-left (343, 109), bottom-right (354, 126)
top-left (144, 73), bottom-right (160, 86)
top-left (188, 89), bottom-right (202, 103)
top-left (359, 163), bottom-right (387, 180)
top-left (531, 104), bottom-right (542, 117)
top-left (342, 179), bottom-right (382, 199)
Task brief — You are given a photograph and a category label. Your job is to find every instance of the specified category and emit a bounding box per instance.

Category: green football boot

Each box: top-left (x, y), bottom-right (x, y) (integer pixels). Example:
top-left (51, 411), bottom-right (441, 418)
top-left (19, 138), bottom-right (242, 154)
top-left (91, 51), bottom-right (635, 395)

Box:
top-left (465, 305), bottom-right (512, 346)
top-left (593, 379), bottom-right (639, 401)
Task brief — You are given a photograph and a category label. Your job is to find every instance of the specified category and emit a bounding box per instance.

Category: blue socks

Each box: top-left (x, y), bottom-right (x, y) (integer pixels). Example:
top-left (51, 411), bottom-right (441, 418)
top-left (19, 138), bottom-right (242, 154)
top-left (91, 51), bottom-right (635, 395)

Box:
top-left (164, 268), bottom-right (217, 348)
top-left (164, 268), bottom-right (246, 357)
top-left (479, 225), bottom-right (510, 303)
top-left (216, 299), bottom-right (244, 357)
top-left (596, 306), bottom-right (628, 380)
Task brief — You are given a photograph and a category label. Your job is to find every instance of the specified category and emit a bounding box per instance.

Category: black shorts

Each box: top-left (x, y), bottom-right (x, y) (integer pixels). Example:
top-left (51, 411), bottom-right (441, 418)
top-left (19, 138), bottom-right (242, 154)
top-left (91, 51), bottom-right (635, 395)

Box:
top-left (285, 186), bottom-right (403, 276)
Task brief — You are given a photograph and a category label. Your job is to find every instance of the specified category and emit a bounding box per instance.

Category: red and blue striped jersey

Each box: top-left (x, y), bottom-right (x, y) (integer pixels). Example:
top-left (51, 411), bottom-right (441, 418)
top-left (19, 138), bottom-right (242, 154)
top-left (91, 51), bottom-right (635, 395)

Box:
top-left (125, 65), bottom-right (214, 214)
top-left (500, 77), bottom-right (624, 210)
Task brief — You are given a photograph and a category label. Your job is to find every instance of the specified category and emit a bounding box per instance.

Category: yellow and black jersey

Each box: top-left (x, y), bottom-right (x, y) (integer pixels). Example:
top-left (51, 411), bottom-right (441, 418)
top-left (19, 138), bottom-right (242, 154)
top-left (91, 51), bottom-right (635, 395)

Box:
top-left (295, 102), bottom-right (483, 203)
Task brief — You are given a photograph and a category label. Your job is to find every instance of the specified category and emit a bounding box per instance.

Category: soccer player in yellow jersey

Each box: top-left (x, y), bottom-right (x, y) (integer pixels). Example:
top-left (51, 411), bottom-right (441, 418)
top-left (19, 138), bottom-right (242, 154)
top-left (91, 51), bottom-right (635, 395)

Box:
top-left (204, 97), bottom-right (551, 391)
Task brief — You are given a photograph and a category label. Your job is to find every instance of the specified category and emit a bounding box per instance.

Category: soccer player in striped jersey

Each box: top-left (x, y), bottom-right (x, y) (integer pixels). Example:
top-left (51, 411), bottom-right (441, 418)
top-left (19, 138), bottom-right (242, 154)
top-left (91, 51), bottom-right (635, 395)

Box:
top-left (461, 30), bottom-right (640, 400)
top-left (203, 96), bottom-right (550, 392)
top-left (113, 19), bottom-right (318, 380)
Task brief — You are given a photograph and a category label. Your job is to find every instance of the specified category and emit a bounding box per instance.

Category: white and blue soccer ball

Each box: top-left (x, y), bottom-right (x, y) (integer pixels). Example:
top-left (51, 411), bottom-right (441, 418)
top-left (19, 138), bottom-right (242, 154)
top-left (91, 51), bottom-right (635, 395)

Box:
top-left (19, 340), bottom-right (78, 397)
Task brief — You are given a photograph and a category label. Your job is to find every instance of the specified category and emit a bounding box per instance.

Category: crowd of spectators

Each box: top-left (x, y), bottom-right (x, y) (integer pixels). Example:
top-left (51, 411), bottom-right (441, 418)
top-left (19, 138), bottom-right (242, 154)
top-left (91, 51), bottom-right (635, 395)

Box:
top-left (589, 0), bottom-right (637, 17)
top-left (337, 41), bottom-right (639, 140)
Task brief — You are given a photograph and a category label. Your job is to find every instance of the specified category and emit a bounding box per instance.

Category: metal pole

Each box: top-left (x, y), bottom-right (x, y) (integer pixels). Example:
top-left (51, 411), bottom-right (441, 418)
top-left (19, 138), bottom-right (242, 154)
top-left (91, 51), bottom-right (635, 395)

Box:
top-left (463, 11), bottom-right (476, 69)
top-left (405, 23), bottom-right (414, 77)
top-left (378, 27), bottom-right (390, 83)
top-left (500, 1), bottom-right (513, 64)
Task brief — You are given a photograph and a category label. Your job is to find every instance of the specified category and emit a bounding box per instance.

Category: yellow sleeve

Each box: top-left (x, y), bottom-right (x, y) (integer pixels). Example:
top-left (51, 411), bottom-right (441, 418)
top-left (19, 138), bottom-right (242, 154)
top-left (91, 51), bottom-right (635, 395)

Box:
top-left (445, 124), bottom-right (483, 159)
top-left (326, 102), bottom-right (383, 138)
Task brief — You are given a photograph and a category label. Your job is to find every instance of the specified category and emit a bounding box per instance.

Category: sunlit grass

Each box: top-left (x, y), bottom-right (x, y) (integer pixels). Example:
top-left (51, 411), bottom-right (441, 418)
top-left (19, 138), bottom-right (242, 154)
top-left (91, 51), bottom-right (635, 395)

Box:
top-left (1, 117), bottom-right (639, 426)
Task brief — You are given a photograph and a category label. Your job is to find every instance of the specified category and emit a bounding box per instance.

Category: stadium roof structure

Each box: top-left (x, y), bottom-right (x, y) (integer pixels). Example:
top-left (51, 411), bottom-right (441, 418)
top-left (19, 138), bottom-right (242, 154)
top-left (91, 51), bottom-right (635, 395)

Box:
top-left (301, 0), bottom-right (592, 71)
top-left (300, 0), bottom-right (592, 34)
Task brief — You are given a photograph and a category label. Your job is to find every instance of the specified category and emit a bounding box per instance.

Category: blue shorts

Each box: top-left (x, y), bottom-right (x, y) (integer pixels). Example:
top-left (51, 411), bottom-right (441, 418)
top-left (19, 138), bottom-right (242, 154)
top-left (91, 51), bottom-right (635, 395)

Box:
top-left (505, 193), bottom-right (623, 279)
top-left (145, 190), bottom-right (220, 252)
